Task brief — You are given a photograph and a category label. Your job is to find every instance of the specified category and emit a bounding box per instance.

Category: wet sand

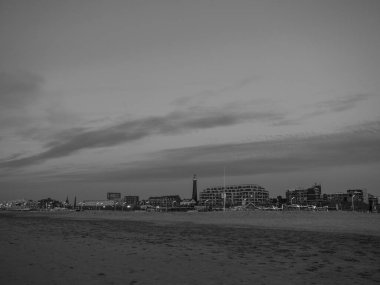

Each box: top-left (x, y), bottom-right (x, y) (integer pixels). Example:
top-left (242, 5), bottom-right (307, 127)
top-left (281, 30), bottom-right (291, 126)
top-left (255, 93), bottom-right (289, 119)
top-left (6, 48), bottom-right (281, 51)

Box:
top-left (1, 211), bottom-right (380, 284)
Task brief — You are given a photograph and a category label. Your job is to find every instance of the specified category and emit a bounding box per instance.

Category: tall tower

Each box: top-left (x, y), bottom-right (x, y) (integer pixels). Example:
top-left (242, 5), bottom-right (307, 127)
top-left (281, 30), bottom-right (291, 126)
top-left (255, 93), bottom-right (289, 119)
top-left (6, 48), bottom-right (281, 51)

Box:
top-left (192, 174), bottom-right (198, 202)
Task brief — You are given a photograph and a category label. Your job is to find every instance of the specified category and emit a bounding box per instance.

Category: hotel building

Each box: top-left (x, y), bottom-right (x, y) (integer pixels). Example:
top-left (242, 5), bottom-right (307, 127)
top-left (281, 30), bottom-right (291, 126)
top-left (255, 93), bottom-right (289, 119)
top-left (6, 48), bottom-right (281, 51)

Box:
top-left (199, 184), bottom-right (269, 207)
top-left (286, 184), bottom-right (322, 205)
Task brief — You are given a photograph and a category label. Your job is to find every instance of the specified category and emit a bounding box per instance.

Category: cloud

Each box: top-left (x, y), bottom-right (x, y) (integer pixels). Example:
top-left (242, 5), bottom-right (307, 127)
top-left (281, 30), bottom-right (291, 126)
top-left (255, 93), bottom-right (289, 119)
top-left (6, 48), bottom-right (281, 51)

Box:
top-left (2, 120), bottom-right (380, 186)
top-left (21, 120), bottom-right (379, 185)
top-left (0, 108), bottom-right (283, 168)
top-left (274, 93), bottom-right (376, 126)
top-left (309, 93), bottom-right (374, 116)
top-left (0, 71), bottom-right (43, 110)
top-left (326, 94), bottom-right (374, 112)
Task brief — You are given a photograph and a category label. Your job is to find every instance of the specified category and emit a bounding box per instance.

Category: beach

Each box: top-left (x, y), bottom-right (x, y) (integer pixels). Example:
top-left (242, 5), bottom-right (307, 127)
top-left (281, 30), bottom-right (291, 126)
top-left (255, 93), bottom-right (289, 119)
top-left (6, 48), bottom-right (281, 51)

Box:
top-left (1, 211), bottom-right (380, 284)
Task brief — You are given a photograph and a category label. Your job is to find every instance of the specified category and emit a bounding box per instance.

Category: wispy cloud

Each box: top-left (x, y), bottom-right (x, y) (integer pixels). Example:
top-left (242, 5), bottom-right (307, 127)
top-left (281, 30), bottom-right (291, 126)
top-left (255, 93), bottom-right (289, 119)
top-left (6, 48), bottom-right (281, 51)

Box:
top-left (309, 93), bottom-right (374, 116)
top-left (0, 108), bottom-right (283, 168)
top-left (0, 153), bottom-right (25, 163)
top-left (274, 93), bottom-right (376, 126)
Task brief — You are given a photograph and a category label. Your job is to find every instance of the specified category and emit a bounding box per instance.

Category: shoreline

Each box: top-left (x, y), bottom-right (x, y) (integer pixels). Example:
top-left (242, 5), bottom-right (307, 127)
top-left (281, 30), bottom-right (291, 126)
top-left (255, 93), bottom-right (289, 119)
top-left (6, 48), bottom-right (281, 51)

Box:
top-left (2, 209), bottom-right (380, 236)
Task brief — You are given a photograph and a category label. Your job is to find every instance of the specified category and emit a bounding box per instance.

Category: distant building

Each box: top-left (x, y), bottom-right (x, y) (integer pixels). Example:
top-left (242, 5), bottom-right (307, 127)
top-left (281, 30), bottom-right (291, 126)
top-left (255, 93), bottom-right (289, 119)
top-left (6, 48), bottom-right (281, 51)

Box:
top-left (180, 199), bottom-right (197, 207)
top-left (324, 189), bottom-right (368, 204)
top-left (323, 192), bottom-right (350, 202)
top-left (81, 200), bottom-right (115, 209)
top-left (286, 184), bottom-right (322, 205)
top-left (123, 196), bottom-right (139, 206)
top-left (107, 192), bottom-right (121, 200)
top-left (347, 189), bottom-right (368, 203)
top-left (199, 184), bottom-right (269, 207)
top-left (147, 195), bottom-right (181, 208)
top-left (38, 198), bottom-right (63, 209)
top-left (368, 194), bottom-right (379, 212)
top-left (2, 199), bottom-right (38, 210)
top-left (322, 189), bottom-right (371, 211)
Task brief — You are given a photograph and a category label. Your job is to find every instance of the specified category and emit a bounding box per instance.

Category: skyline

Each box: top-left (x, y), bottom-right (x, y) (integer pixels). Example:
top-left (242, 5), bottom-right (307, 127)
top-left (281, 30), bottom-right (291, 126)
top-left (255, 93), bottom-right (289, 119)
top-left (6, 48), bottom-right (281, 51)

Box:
top-left (1, 0), bottom-right (380, 201)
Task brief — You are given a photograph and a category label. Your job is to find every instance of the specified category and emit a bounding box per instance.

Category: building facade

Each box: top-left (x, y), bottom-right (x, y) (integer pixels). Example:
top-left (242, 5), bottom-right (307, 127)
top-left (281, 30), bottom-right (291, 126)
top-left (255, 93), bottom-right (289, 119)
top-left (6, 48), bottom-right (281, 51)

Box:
top-left (286, 184), bottom-right (322, 205)
top-left (80, 200), bottom-right (116, 210)
top-left (322, 189), bottom-right (373, 211)
top-left (123, 196), bottom-right (139, 206)
top-left (368, 194), bottom-right (378, 212)
top-left (323, 189), bottom-right (368, 203)
top-left (347, 189), bottom-right (368, 203)
top-left (323, 192), bottom-right (349, 202)
top-left (107, 192), bottom-right (121, 200)
top-left (199, 184), bottom-right (269, 207)
top-left (147, 195), bottom-right (181, 208)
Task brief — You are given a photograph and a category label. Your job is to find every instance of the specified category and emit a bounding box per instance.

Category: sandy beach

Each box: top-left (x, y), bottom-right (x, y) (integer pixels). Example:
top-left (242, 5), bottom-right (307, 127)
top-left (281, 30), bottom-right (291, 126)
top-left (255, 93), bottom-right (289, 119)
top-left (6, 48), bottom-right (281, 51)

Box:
top-left (1, 210), bottom-right (380, 284)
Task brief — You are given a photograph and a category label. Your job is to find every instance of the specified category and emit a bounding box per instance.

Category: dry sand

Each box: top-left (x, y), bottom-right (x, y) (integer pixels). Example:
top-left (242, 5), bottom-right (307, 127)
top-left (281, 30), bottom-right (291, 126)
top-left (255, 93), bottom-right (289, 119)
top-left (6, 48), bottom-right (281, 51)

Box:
top-left (1, 210), bottom-right (380, 284)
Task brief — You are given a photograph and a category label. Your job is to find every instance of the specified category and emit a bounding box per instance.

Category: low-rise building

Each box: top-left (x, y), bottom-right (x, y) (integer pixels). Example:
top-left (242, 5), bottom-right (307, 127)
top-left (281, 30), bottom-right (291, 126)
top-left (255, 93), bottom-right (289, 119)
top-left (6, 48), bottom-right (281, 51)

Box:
top-left (180, 199), bottom-right (196, 207)
top-left (147, 195), bottom-right (181, 208)
top-left (80, 200), bottom-right (116, 210)
top-left (107, 192), bottom-right (121, 200)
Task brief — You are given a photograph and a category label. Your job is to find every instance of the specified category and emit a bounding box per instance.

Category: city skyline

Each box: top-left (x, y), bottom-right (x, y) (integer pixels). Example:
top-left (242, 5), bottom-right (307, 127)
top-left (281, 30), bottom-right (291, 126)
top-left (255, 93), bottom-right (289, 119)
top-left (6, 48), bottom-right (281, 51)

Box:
top-left (1, 0), bottom-right (380, 201)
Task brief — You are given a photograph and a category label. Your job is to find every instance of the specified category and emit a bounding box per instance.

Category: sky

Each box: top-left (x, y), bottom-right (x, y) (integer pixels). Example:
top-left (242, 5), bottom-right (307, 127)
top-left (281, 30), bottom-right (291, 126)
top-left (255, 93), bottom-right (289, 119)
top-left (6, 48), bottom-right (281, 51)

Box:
top-left (0, 0), bottom-right (380, 201)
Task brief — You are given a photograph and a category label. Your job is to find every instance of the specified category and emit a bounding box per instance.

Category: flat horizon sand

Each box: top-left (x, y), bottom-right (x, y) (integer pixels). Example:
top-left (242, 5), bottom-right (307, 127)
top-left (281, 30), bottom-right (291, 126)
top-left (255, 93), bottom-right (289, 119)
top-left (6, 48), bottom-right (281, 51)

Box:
top-left (1, 210), bottom-right (380, 284)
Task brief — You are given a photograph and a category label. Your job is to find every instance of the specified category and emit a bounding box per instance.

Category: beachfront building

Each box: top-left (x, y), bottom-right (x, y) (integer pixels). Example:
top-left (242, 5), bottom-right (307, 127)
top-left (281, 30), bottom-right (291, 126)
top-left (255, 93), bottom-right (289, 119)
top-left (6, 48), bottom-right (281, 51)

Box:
top-left (286, 184), bottom-right (322, 205)
top-left (107, 192), bottom-right (121, 200)
top-left (323, 190), bottom-right (368, 204)
top-left (79, 200), bottom-right (116, 210)
top-left (147, 195), bottom-right (182, 208)
top-left (123, 196), bottom-right (139, 207)
top-left (198, 184), bottom-right (269, 208)
top-left (322, 189), bottom-right (373, 211)
top-left (1, 199), bottom-right (38, 210)
top-left (323, 192), bottom-right (350, 202)
top-left (368, 194), bottom-right (379, 212)
top-left (180, 198), bottom-right (197, 207)
top-left (347, 189), bottom-right (368, 203)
